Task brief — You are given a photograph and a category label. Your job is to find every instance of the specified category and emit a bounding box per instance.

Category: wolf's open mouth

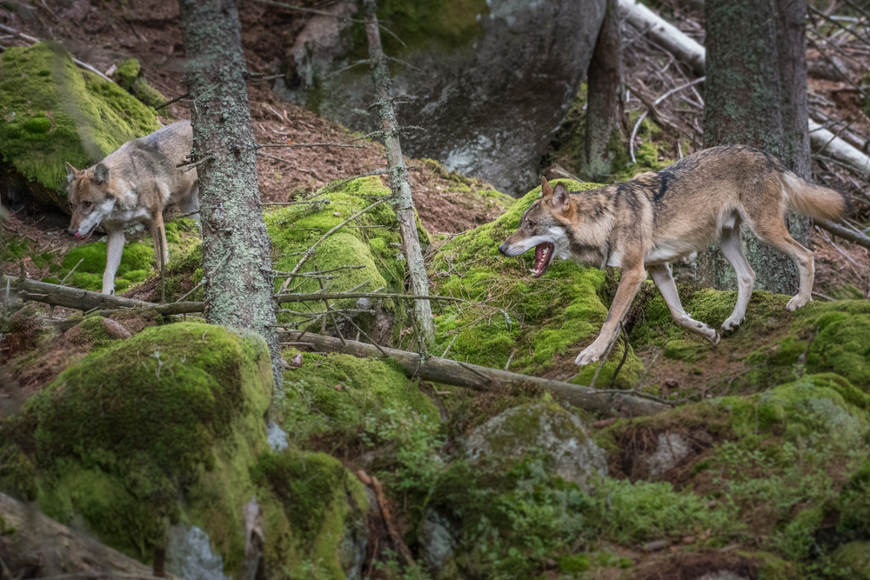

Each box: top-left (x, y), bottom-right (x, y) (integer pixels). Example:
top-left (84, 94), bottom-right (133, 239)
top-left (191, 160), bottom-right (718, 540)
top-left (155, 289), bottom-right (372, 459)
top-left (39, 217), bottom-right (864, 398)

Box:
top-left (532, 242), bottom-right (554, 277)
top-left (74, 222), bottom-right (99, 240)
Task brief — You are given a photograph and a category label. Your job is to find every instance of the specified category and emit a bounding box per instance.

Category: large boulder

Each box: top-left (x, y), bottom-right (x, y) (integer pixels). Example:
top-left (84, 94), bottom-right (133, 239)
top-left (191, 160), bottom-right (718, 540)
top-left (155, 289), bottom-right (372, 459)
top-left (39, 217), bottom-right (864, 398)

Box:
top-left (0, 42), bottom-right (160, 209)
top-left (277, 0), bottom-right (606, 195)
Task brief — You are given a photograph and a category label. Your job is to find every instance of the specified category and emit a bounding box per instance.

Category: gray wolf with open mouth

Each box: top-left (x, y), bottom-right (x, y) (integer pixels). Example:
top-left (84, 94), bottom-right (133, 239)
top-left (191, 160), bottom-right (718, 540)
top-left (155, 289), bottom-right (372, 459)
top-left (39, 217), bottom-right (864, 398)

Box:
top-left (499, 145), bottom-right (846, 366)
top-left (65, 120), bottom-right (199, 295)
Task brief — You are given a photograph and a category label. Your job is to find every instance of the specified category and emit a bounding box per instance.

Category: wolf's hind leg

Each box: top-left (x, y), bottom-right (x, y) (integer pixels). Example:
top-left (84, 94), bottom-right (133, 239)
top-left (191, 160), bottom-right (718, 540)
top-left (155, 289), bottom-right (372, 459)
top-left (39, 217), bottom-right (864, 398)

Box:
top-left (719, 226), bottom-right (756, 330)
top-left (649, 264), bottom-right (719, 343)
top-left (751, 216), bottom-right (814, 310)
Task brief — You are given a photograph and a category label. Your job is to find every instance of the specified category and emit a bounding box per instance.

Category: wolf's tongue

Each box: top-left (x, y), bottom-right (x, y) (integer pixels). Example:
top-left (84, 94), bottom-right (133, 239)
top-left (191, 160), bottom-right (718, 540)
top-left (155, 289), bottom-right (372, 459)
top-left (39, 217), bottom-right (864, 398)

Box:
top-left (532, 242), bottom-right (554, 278)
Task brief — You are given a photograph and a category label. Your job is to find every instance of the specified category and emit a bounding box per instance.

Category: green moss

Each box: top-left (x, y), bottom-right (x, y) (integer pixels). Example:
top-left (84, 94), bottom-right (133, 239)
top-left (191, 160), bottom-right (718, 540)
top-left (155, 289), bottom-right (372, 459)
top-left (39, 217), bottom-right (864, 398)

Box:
top-left (114, 58), bottom-right (166, 108)
top-left (0, 43), bottom-right (160, 201)
top-left (266, 176), bottom-right (423, 330)
top-left (252, 449), bottom-right (369, 579)
top-left (374, 0), bottom-right (489, 54)
top-left (55, 240), bottom-right (154, 292)
top-left (797, 300), bottom-right (870, 388)
top-left (832, 541), bottom-right (870, 579)
top-left (662, 337), bottom-right (707, 362)
top-left (837, 457), bottom-right (870, 537)
top-left (430, 180), bottom-right (643, 385)
top-left (20, 322), bottom-right (272, 567)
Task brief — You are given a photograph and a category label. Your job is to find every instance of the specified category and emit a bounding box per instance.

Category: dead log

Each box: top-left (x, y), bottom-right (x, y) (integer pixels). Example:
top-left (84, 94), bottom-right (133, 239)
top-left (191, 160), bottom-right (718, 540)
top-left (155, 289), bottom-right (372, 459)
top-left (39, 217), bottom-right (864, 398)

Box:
top-left (0, 492), bottom-right (176, 579)
top-left (280, 330), bottom-right (670, 416)
top-left (618, 0), bottom-right (870, 184)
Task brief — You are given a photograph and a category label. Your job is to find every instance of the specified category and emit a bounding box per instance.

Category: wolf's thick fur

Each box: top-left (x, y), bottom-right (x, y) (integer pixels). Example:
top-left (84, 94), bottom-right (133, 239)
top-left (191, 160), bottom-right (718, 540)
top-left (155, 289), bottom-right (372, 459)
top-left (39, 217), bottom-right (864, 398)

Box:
top-left (499, 145), bottom-right (846, 367)
top-left (65, 121), bottom-right (199, 294)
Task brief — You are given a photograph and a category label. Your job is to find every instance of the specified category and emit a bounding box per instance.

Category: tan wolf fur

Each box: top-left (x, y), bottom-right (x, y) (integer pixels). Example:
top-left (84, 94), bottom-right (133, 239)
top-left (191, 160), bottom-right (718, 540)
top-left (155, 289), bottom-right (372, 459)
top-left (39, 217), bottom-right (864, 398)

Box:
top-left (499, 145), bottom-right (846, 367)
top-left (65, 120), bottom-right (199, 295)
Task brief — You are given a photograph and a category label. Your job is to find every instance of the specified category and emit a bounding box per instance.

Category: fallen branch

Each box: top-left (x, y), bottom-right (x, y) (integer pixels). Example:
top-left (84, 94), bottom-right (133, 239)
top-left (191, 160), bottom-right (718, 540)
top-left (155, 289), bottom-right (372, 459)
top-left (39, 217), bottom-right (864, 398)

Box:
top-left (815, 218), bottom-right (870, 249)
top-left (280, 330), bottom-right (671, 416)
top-left (0, 492), bottom-right (177, 579)
top-left (4, 276), bottom-right (467, 315)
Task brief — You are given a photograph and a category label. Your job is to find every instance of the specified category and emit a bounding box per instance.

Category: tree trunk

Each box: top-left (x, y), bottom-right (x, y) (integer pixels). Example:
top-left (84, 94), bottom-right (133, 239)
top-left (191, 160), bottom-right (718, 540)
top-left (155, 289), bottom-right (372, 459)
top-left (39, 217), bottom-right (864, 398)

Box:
top-left (178, 0), bottom-right (282, 390)
top-left (700, 0), bottom-right (800, 295)
top-left (585, 0), bottom-right (626, 180)
top-left (363, 0), bottom-right (435, 350)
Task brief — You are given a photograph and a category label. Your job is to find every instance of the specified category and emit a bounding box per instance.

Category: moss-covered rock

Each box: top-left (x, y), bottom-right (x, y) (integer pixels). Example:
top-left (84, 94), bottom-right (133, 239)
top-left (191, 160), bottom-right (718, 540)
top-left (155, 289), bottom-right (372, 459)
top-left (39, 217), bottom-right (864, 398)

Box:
top-left (252, 449), bottom-right (370, 579)
top-left (464, 401), bottom-right (607, 490)
top-left (114, 58), bottom-right (166, 109)
top-left (832, 541), bottom-right (870, 579)
top-left (265, 176), bottom-right (427, 336)
top-left (0, 42), bottom-right (160, 206)
top-left (10, 322), bottom-right (272, 572)
top-left (430, 179), bottom-right (643, 386)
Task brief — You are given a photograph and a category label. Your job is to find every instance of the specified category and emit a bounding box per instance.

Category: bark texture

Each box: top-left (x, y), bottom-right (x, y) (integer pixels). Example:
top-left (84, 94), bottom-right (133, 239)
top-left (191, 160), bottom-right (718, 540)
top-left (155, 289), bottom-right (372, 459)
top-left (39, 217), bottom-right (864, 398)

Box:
top-left (363, 0), bottom-right (434, 349)
top-left (585, 0), bottom-right (626, 179)
top-left (701, 0), bottom-right (807, 295)
top-left (178, 0), bottom-right (282, 389)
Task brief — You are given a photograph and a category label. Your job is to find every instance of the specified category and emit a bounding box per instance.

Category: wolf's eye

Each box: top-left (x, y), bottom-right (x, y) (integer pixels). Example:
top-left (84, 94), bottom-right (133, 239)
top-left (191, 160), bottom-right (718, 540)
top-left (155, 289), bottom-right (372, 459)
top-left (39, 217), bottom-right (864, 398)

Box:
top-left (81, 201), bottom-right (92, 209)
top-left (526, 219), bottom-right (535, 227)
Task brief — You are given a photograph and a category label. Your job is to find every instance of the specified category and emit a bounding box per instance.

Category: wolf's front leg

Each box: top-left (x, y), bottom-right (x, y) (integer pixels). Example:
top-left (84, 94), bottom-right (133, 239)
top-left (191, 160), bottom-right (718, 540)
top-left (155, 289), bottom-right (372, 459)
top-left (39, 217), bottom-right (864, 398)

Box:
top-left (575, 263), bottom-right (646, 366)
top-left (102, 230), bottom-right (125, 295)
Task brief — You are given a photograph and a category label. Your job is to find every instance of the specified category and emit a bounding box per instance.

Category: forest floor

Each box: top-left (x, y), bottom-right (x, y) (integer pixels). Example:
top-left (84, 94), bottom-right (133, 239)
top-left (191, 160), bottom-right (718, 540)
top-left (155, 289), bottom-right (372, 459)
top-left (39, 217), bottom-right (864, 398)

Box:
top-left (2, 0), bottom-right (870, 577)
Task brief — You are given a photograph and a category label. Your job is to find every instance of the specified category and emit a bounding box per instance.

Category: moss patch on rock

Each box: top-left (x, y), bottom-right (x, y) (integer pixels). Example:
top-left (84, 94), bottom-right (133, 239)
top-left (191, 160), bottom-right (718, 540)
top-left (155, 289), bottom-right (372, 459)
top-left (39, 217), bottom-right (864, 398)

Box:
top-left (114, 58), bottom-right (166, 109)
top-left (266, 176), bottom-right (426, 332)
top-left (9, 322), bottom-right (273, 570)
top-left (0, 42), bottom-right (160, 205)
top-left (430, 179), bottom-right (643, 386)
top-left (252, 449), bottom-right (369, 579)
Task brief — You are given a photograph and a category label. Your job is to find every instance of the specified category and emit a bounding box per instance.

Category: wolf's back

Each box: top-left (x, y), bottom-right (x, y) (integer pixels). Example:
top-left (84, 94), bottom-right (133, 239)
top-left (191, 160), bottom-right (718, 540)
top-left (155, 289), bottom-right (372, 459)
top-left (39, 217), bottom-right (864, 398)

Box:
top-left (781, 172), bottom-right (846, 221)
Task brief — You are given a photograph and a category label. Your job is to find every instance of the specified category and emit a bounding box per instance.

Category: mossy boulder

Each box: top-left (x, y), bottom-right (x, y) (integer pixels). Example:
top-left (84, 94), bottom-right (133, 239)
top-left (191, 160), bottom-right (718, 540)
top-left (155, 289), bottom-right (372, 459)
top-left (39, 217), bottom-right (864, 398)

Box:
top-left (7, 322), bottom-right (273, 572)
top-left (280, 349), bottom-right (440, 447)
top-left (114, 58), bottom-right (166, 109)
top-left (430, 179), bottom-right (643, 386)
top-left (464, 401), bottom-right (607, 490)
top-left (265, 176), bottom-right (427, 336)
top-left (0, 42), bottom-right (160, 207)
top-left (252, 449), bottom-right (370, 579)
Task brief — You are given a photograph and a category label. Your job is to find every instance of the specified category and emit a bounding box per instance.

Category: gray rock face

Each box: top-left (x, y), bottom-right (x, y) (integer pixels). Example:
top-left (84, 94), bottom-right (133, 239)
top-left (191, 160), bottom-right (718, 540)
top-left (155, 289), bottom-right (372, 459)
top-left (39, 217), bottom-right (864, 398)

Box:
top-left (465, 402), bottom-right (607, 490)
top-left (277, 0), bottom-right (605, 195)
top-left (644, 432), bottom-right (692, 479)
top-left (166, 525), bottom-right (228, 580)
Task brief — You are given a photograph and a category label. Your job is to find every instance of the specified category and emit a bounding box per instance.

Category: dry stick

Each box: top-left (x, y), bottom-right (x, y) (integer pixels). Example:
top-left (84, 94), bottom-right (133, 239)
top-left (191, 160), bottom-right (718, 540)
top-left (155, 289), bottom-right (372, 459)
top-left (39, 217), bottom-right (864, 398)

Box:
top-left (364, 0), bottom-right (435, 349)
top-left (629, 77), bottom-right (705, 163)
top-left (59, 258), bottom-right (84, 285)
top-left (277, 197), bottom-right (388, 293)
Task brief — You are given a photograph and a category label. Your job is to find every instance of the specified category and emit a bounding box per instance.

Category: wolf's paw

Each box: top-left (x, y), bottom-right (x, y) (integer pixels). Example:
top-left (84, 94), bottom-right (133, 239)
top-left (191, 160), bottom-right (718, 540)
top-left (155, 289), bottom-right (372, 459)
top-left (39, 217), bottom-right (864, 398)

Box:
top-left (575, 342), bottom-right (606, 367)
top-left (721, 316), bottom-right (743, 332)
top-left (786, 294), bottom-right (810, 311)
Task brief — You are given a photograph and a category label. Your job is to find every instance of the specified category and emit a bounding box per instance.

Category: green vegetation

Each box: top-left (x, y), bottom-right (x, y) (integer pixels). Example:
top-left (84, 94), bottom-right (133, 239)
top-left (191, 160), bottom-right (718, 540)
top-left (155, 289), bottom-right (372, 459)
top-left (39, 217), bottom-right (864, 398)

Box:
top-left (4, 323), bottom-right (273, 571)
top-left (114, 58), bottom-right (166, 108)
top-left (253, 449), bottom-right (369, 579)
top-left (0, 42), bottom-right (160, 204)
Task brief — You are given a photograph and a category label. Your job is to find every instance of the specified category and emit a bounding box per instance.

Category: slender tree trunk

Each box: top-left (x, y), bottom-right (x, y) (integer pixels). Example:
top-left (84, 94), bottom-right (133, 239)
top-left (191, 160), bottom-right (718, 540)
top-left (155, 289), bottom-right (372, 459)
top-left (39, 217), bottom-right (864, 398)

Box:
top-left (585, 0), bottom-right (626, 179)
top-left (700, 0), bottom-right (801, 295)
top-left (363, 0), bottom-right (435, 350)
top-left (178, 0), bottom-right (282, 390)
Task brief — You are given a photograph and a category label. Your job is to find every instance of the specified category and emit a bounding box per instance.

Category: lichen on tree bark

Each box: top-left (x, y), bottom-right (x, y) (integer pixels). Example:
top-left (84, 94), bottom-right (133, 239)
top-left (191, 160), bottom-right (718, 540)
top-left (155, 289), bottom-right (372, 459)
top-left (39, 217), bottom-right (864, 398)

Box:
top-left (178, 0), bottom-right (282, 390)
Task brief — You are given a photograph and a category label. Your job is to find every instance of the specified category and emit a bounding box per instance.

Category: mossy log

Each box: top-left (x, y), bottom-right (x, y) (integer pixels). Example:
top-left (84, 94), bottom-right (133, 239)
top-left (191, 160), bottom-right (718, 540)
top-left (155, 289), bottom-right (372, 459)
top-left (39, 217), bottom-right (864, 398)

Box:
top-left (0, 492), bottom-right (175, 579)
top-left (280, 330), bottom-right (669, 416)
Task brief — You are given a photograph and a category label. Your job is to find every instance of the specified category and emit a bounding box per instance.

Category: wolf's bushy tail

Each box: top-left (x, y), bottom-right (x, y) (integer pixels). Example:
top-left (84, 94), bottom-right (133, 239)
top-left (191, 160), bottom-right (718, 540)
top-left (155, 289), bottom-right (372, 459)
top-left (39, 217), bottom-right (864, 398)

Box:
top-left (781, 172), bottom-right (847, 221)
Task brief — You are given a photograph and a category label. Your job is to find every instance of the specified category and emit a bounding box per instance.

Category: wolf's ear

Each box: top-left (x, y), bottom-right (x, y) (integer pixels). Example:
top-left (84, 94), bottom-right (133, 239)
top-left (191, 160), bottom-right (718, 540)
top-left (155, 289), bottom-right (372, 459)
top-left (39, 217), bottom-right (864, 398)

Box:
top-left (93, 163), bottom-right (109, 185)
top-left (552, 182), bottom-right (569, 212)
top-left (65, 162), bottom-right (78, 183)
top-left (541, 176), bottom-right (554, 199)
